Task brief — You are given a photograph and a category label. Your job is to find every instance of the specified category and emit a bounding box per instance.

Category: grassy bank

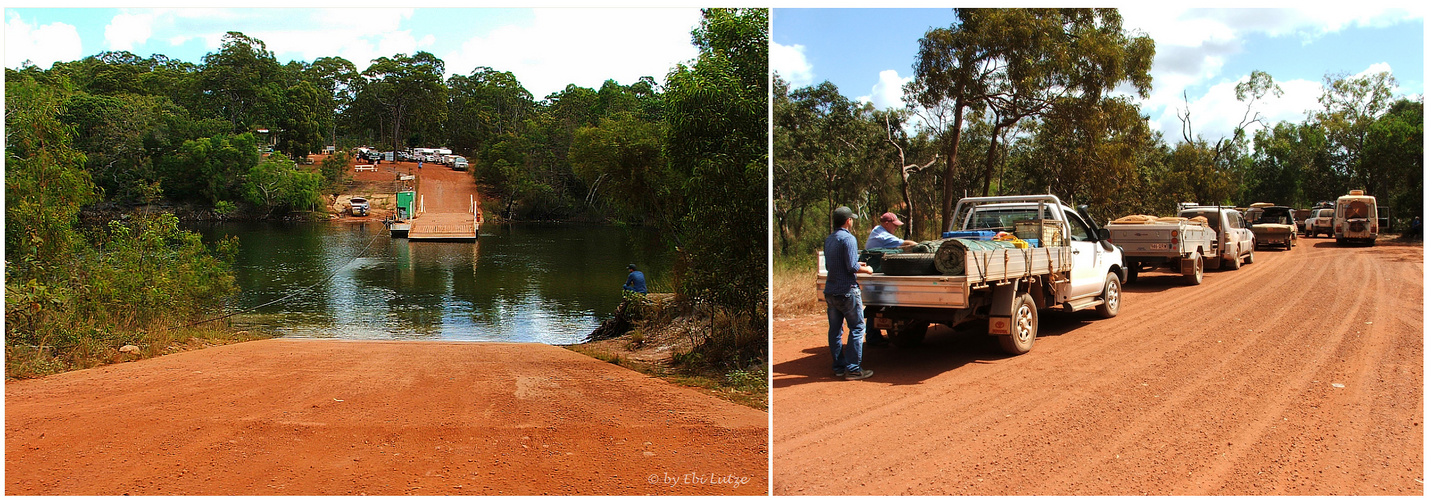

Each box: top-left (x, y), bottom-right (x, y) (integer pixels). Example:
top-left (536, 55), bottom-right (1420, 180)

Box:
top-left (566, 293), bottom-right (768, 410)
top-left (5, 324), bottom-right (273, 380)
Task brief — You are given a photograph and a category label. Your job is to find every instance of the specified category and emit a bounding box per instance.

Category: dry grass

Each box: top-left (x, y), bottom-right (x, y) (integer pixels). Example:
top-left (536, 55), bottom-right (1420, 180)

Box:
top-left (6, 325), bottom-right (273, 380)
top-left (773, 257), bottom-right (822, 318)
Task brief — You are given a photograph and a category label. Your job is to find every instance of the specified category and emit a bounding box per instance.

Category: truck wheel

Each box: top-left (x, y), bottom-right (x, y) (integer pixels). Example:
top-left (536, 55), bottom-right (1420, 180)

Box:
top-left (880, 253), bottom-right (939, 276)
top-left (1183, 254), bottom-right (1203, 285)
top-left (997, 294), bottom-right (1038, 355)
top-left (893, 322), bottom-right (928, 348)
top-left (1095, 272), bottom-right (1121, 318)
top-left (1225, 252), bottom-right (1241, 270)
top-left (1126, 265), bottom-right (1140, 283)
top-left (1245, 249), bottom-right (1254, 264)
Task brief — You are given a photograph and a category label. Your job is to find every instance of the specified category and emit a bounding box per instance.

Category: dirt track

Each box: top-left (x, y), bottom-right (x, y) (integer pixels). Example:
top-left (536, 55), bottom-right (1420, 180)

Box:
top-left (774, 240), bottom-right (1421, 495)
top-left (6, 340), bottom-right (767, 495)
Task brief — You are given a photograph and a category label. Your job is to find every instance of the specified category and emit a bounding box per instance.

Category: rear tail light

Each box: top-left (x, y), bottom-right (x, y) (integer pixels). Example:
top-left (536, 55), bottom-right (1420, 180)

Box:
top-left (1171, 230), bottom-right (1179, 245)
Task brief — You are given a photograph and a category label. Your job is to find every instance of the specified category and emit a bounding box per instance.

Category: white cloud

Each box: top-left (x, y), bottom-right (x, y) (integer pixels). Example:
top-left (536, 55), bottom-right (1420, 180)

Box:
top-left (857, 69), bottom-right (911, 111)
top-left (1146, 73), bottom-right (1323, 143)
top-left (442, 8), bottom-right (701, 99)
top-left (104, 10), bottom-right (156, 51)
top-left (771, 41), bottom-right (814, 87)
top-left (1354, 61), bottom-right (1394, 80)
top-left (5, 12), bottom-right (83, 69)
top-left (1120, 7), bottom-right (1420, 142)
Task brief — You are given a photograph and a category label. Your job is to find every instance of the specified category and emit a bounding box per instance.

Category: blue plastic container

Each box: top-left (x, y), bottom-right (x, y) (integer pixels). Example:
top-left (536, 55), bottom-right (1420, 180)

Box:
top-left (1024, 238), bottom-right (1040, 248)
top-left (942, 230), bottom-right (996, 240)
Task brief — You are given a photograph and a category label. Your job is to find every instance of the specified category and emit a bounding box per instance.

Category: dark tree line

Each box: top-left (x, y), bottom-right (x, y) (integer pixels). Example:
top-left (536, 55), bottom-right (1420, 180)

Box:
top-left (774, 8), bottom-right (1422, 258)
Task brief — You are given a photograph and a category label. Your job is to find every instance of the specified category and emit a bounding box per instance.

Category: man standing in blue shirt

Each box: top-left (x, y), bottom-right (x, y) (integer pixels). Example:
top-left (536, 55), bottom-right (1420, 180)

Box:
top-left (824, 206), bottom-right (874, 380)
top-left (863, 211), bottom-right (916, 347)
top-left (623, 264), bottom-right (648, 294)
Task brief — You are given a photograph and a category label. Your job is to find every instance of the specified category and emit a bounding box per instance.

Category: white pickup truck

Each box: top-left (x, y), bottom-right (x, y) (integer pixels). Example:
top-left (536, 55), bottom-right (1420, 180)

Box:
top-left (817, 195), bottom-right (1126, 355)
top-left (1106, 216), bottom-right (1218, 285)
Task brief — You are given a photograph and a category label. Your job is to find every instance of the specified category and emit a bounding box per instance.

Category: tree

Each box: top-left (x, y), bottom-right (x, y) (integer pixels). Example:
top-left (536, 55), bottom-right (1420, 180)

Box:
top-left (5, 75), bottom-right (98, 271)
top-left (242, 153), bottom-right (323, 213)
top-left (276, 80), bottom-right (326, 158)
top-left (198, 32), bottom-right (284, 132)
top-left (356, 52), bottom-right (447, 150)
top-left (569, 113), bottom-right (670, 225)
top-left (665, 8), bottom-right (769, 337)
top-left (1313, 70), bottom-right (1397, 195)
top-left (911, 8), bottom-right (1154, 231)
top-left (303, 56), bottom-right (359, 147)
top-left (445, 67), bottom-right (534, 155)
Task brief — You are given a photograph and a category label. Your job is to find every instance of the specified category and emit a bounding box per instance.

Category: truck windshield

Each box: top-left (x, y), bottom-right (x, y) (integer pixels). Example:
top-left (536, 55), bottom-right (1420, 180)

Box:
top-left (966, 207), bottom-right (1056, 230)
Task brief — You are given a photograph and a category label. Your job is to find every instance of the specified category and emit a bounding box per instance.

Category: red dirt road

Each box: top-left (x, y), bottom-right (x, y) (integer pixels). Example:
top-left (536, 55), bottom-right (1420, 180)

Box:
top-left (6, 340), bottom-right (767, 495)
top-left (774, 240), bottom-right (1422, 495)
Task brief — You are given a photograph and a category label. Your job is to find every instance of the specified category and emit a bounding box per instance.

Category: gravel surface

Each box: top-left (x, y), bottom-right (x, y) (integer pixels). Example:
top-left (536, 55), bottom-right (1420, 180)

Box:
top-left (6, 340), bottom-right (767, 495)
top-left (774, 239), bottom-right (1421, 495)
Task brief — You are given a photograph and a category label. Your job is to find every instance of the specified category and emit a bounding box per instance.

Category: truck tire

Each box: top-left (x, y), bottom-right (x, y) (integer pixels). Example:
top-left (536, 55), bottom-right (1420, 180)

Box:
top-left (1126, 265), bottom-right (1140, 283)
top-left (880, 253), bottom-right (938, 276)
top-left (997, 294), bottom-right (1038, 355)
top-left (1183, 254), bottom-right (1203, 285)
top-left (893, 322), bottom-right (927, 348)
top-left (1244, 249), bottom-right (1254, 264)
top-left (1095, 272), bottom-right (1121, 318)
top-left (1225, 252), bottom-right (1241, 270)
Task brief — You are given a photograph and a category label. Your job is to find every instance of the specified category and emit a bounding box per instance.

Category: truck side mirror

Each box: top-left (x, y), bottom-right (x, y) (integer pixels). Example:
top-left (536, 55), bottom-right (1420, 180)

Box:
top-left (1097, 228), bottom-right (1111, 241)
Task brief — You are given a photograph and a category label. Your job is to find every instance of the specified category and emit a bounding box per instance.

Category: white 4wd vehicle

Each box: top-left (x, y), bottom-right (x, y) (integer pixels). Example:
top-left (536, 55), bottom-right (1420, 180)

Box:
top-left (817, 195), bottom-right (1125, 355)
top-left (1305, 207), bottom-right (1334, 238)
top-left (1176, 205), bottom-right (1255, 270)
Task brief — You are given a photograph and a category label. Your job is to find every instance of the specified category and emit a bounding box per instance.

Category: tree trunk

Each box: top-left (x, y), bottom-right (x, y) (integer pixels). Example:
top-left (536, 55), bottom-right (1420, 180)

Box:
top-left (940, 96), bottom-right (968, 233)
top-left (980, 116), bottom-right (1012, 196)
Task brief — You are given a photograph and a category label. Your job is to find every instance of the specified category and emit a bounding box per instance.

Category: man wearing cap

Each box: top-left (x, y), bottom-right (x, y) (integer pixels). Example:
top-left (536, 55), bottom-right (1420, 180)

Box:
top-left (824, 206), bottom-right (875, 381)
top-left (623, 264), bottom-right (648, 294)
top-left (861, 211), bottom-right (915, 347)
top-left (866, 212), bottom-right (918, 250)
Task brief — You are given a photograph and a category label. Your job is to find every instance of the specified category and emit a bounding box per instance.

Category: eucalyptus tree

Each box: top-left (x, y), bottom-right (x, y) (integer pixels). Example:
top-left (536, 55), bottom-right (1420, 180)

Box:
top-left (303, 56), bottom-right (359, 147)
top-left (356, 52), bottom-right (447, 150)
top-left (911, 8), bottom-right (1153, 231)
top-left (446, 66), bottom-right (534, 155)
top-left (665, 7), bottom-right (769, 335)
top-left (1313, 70), bottom-right (1398, 196)
top-left (198, 32), bottom-right (284, 133)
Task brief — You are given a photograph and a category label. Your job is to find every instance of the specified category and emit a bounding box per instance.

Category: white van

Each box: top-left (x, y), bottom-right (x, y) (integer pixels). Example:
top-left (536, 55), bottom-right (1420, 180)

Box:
top-left (1334, 190), bottom-right (1378, 245)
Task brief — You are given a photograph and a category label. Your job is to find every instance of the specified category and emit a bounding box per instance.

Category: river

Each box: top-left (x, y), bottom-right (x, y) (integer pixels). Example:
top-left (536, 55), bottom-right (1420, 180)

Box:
top-left (195, 221), bottom-right (671, 344)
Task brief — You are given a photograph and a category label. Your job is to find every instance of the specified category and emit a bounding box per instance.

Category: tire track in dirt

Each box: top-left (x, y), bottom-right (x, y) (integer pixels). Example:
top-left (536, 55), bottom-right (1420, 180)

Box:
top-left (773, 241), bottom-right (1421, 495)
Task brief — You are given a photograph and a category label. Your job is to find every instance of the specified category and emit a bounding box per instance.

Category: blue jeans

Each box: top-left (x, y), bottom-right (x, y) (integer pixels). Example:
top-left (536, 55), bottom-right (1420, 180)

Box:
top-left (826, 287), bottom-right (865, 374)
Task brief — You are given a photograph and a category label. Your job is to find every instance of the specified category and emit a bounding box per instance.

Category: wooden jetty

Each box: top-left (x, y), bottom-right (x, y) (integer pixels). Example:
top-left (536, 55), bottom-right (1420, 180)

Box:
top-left (390, 193), bottom-right (482, 241)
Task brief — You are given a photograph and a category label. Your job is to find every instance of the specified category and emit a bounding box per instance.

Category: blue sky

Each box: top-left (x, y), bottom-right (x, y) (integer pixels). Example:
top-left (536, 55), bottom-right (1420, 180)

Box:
top-left (5, 7), bottom-right (704, 99)
top-left (773, 7), bottom-right (1424, 142)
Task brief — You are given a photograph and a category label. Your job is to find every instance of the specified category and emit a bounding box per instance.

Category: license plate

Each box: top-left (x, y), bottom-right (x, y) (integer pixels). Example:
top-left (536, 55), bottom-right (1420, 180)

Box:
top-left (874, 318), bottom-right (893, 330)
top-left (1148, 243), bottom-right (1170, 250)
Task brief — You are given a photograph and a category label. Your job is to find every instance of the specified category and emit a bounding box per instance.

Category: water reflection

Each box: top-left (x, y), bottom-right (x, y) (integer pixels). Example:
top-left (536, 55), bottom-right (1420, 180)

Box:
top-left (195, 221), bottom-right (671, 344)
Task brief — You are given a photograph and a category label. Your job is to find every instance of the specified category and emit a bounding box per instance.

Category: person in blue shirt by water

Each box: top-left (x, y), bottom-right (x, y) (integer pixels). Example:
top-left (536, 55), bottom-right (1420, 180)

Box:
top-left (824, 206), bottom-right (874, 381)
top-left (623, 264), bottom-right (648, 294)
